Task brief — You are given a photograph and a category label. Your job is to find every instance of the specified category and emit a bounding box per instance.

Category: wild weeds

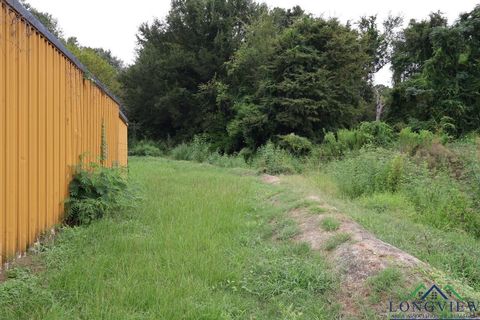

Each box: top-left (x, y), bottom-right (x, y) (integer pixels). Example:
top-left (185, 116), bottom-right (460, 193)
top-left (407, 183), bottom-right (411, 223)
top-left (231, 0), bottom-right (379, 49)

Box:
top-left (65, 162), bottom-right (135, 226)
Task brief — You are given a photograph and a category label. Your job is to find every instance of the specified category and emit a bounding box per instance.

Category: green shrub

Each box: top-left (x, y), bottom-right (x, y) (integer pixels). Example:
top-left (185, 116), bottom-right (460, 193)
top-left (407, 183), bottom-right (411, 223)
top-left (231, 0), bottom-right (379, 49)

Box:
top-left (253, 141), bottom-right (304, 174)
top-left (170, 142), bottom-right (191, 161)
top-left (320, 132), bottom-right (343, 159)
top-left (329, 148), bottom-right (407, 198)
top-left (357, 121), bottom-right (394, 147)
top-left (206, 152), bottom-right (248, 168)
top-left (319, 122), bottom-right (394, 160)
top-left (238, 147), bottom-right (254, 162)
top-left (327, 146), bottom-right (480, 236)
top-left (129, 140), bottom-right (162, 157)
top-left (189, 135), bottom-right (212, 162)
top-left (398, 127), bottom-right (435, 154)
top-left (278, 133), bottom-right (313, 156)
top-left (337, 129), bottom-right (362, 151)
top-left (65, 162), bottom-right (134, 225)
top-left (170, 135), bottom-right (212, 162)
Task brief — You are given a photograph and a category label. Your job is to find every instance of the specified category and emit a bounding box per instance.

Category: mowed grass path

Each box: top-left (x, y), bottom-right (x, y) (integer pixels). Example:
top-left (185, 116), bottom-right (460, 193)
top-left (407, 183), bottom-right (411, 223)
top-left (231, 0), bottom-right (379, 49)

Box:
top-left (0, 158), bottom-right (336, 319)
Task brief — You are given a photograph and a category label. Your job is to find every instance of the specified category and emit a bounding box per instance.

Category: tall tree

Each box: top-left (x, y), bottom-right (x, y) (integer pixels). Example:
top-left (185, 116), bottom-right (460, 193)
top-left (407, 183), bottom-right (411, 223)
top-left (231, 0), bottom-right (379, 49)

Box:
top-left (226, 16), bottom-right (372, 150)
top-left (121, 0), bottom-right (260, 141)
top-left (66, 38), bottom-right (124, 97)
top-left (387, 6), bottom-right (480, 134)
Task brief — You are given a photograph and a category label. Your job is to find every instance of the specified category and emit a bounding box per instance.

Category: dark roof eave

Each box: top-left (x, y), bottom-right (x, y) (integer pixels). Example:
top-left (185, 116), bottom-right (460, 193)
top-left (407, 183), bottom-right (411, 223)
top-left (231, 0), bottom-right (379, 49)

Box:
top-left (4, 0), bottom-right (129, 124)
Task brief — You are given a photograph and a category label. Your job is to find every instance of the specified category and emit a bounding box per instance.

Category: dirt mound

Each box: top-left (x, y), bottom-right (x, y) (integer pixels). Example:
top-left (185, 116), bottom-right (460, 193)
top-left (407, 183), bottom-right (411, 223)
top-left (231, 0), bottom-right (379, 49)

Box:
top-left (291, 206), bottom-right (425, 318)
top-left (261, 175), bottom-right (429, 318)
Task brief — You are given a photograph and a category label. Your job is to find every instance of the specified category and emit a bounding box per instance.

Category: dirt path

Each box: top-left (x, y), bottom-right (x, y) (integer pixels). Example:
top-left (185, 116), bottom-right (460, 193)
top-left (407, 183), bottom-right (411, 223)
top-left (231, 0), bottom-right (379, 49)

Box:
top-left (262, 174), bottom-right (429, 318)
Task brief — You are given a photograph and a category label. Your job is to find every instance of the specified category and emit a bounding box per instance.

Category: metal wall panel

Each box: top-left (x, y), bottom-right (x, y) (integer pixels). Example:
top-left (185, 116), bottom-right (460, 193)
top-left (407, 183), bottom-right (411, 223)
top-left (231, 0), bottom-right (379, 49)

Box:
top-left (0, 1), bottom-right (128, 264)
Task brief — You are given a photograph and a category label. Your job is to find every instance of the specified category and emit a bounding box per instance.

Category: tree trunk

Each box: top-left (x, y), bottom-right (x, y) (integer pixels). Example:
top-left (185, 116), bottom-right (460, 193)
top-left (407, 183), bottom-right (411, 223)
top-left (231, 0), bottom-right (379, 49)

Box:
top-left (375, 88), bottom-right (384, 121)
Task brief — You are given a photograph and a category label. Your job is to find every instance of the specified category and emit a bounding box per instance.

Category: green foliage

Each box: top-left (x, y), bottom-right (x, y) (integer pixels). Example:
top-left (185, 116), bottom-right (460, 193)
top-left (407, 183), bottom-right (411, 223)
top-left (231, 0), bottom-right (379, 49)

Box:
top-left (66, 38), bottom-right (123, 97)
top-left (278, 133), bottom-right (313, 156)
top-left (21, 0), bottom-right (64, 39)
top-left (367, 267), bottom-right (403, 303)
top-left (329, 149), bottom-right (407, 198)
top-left (328, 146), bottom-right (480, 236)
top-left (320, 217), bottom-right (341, 231)
top-left (320, 132), bottom-right (343, 159)
top-left (121, 0), bottom-right (260, 142)
top-left (357, 121), bottom-right (395, 147)
top-left (324, 233), bottom-right (351, 251)
top-left (170, 135), bottom-right (211, 162)
top-left (0, 268), bottom-right (58, 319)
top-left (253, 141), bottom-right (302, 174)
top-left (238, 244), bottom-right (334, 300)
top-left (230, 16), bottom-right (371, 148)
top-left (388, 7), bottom-right (480, 135)
top-left (129, 140), bottom-right (162, 157)
top-left (122, 3), bottom-right (377, 150)
top-left (319, 122), bottom-right (394, 159)
top-left (100, 120), bottom-right (108, 165)
top-left (398, 127), bottom-right (435, 154)
top-left (65, 162), bottom-right (133, 225)
top-left (402, 171), bottom-right (479, 235)
top-left (169, 136), bottom-right (249, 168)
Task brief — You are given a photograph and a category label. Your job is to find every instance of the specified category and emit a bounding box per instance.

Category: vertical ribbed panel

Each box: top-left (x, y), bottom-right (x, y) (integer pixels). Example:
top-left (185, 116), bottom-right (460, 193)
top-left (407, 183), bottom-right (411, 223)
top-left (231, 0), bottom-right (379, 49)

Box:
top-left (0, 1), bottom-right (128, 264)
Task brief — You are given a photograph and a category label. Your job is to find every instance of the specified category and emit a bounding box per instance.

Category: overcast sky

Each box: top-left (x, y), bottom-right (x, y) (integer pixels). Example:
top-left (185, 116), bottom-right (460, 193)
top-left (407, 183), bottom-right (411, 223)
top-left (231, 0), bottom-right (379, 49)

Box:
top-left (27, 0), bottom-right (478, 85)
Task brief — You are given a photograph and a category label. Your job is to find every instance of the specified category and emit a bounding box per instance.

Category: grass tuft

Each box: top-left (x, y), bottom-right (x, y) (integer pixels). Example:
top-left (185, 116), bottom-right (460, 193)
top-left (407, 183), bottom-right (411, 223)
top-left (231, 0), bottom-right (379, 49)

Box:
top-left (320, 217), bottom-right (341, 231)
top-left (324, 233), bottom-right (351, 251)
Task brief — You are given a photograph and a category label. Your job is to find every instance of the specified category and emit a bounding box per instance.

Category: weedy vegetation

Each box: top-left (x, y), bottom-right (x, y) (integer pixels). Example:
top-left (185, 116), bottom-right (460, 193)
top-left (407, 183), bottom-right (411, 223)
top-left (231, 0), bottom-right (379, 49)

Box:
top-left (324, 233), bottom-right (351, 251)
top-left (320, 217), bottom-right (341, 231)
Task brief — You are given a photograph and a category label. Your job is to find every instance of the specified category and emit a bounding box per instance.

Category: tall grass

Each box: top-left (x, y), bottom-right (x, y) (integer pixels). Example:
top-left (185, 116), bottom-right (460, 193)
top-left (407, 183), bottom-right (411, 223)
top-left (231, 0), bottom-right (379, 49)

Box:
top-left (326, 145), bottom-right (480, 237)
top-left (0, 158), bottom-right (337, 319)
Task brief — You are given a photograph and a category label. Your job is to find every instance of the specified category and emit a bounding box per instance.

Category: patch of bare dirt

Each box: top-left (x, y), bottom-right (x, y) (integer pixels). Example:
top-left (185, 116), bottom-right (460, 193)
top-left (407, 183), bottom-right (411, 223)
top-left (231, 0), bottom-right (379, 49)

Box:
top-left (261, 174), bottom-right (281, 185)
top-left (0, 254), bottom-right (45, 283)
top-left (0, 229), bottom-right (55, 283)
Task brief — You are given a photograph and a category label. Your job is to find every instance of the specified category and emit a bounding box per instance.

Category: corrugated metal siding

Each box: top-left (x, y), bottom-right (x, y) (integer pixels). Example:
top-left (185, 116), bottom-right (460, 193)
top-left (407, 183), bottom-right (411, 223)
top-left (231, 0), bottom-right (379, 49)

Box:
top-left (118, 120), bottom-right (128, 166)
top-left (0, 1), bottom-right (128, 263)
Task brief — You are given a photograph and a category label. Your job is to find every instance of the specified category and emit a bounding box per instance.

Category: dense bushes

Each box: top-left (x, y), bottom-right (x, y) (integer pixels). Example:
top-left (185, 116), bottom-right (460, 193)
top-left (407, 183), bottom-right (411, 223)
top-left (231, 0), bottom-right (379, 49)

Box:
top-left (328, 149), bottom-right (407, 198)
top-left (398, 128), bottom-right (435, 155)
top-left (168, 137), bottom-right (303, 173)
top-left (327, 146), bottom-right (480, 236)
top-left (253, 142), bottom-right (303, 175)
top-left (129, 140), bottom-right (162, 157)
top-left (319, 121), bottom-right (395, 159)
top-left (277, 133), bottom-right (313, 156)
top-left (65, 162), bottom-right (134, 225)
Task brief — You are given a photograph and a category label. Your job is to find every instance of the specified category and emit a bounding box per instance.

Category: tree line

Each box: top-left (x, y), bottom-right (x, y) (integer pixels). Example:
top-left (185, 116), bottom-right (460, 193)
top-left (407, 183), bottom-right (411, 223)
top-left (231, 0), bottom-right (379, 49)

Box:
top-left (23, 0), bottom-right (480, 151)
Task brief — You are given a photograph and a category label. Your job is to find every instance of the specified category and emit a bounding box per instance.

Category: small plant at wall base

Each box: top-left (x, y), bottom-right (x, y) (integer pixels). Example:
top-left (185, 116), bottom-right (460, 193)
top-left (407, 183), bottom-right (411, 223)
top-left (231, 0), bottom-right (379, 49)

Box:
top-left (64, 161), bottom-right (133, 226)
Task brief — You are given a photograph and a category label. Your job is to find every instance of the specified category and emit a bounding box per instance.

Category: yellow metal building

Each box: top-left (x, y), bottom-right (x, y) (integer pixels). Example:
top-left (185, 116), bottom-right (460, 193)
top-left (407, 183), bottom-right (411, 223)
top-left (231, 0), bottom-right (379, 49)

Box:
top-left (0, 0), bottom-right (128, 264)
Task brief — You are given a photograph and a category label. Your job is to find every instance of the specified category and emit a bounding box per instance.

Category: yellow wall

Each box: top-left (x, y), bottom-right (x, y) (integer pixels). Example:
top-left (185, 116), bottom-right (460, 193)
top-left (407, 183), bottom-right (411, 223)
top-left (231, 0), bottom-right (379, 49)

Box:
top-left (0, 1), bottom-right (128, 263)
top-left (118, 120), bottom-right (128, 166)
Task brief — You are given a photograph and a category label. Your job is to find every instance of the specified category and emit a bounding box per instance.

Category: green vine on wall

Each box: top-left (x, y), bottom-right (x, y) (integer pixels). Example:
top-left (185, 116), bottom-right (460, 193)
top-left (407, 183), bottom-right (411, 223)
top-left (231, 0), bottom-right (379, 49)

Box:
top-left (100, 119), bottom-right (108, 166)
